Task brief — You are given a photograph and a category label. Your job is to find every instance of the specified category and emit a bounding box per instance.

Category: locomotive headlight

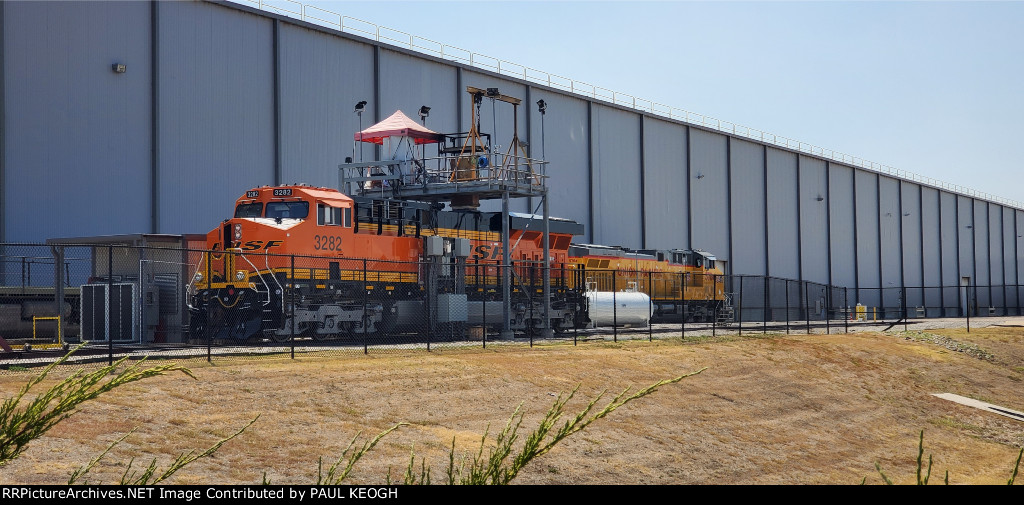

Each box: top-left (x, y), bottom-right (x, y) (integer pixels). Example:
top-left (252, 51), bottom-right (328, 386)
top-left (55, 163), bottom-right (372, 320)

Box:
top-left (234, 224), bottom-right (242, 240)
top-left (194, 272), bottom-right (203, 282)
top-left (235, 271), bottom-right (246, 281)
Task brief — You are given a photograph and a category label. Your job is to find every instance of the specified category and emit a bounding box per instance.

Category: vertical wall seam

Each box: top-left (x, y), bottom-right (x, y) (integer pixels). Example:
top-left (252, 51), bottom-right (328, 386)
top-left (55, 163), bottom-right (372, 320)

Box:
top-left (150, 0), bottom-right (160, 233)
top-left (825, 161), bottom-right (833, 288)
top-left (639, 114), bottom-right (646, 249)
top-left (456, 67), bottom-right (463, 134)
top-left (725, 136), bottom-right (732, 275)
top-left (1015, 211), bottom-right (1020, 311)
top-left (954, 196), bottom-right (962, 311)
top-left (851, 168), bottom-right (860, 299)
top-left (936, 192), bottom-right (944, 313)
top-left (918, 185), bottom-right (924, 303)
top-left (897, 183), bottom-right (905, 295)
top-left (1000, 205), bottom-right (1005, 311)
top-left (795, 155), bottom-right (803, 283)
top-left (762, 145), bottom-right (769, 278)
top-left (0, 1), bottom-right (6, 243)
top-left (986, 203), bottom-right (993, 306)
top-left (524, 85), bottom-right (532, 213)
top-left (373, 45), bottom-right (381, 161)
top-left (685, 126), bottom-right (692, 249)
top-left (586, 101), bottom-right (594, 243)
top-left (272, 19), bottom-right (281, 185)
top-left (876, 175), bottom-right (883, 291)
top-left (971, 199), bottom-right (977, 301)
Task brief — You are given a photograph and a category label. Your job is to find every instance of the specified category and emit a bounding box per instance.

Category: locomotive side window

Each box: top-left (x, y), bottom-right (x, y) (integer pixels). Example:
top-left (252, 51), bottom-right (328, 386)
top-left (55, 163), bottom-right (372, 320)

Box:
top-left (234, 202), bottom-right (263, 218)
top-left (344, 207), bottom-right (352, 227)
top-left (318, 204), bottom-right (343, 226)
top-left (266, 201), bottom-right (309, 219)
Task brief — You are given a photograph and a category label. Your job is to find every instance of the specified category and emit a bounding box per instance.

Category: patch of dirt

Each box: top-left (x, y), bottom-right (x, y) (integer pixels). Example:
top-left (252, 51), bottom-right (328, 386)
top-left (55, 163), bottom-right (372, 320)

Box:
top-left (0, 328), bottom-right (1022, 485)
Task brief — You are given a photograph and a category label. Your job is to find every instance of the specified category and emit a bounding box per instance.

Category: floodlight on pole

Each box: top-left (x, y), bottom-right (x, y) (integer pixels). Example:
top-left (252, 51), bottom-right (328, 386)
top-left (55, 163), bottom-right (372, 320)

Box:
top-left (354, 100), bottom-right (367, 162)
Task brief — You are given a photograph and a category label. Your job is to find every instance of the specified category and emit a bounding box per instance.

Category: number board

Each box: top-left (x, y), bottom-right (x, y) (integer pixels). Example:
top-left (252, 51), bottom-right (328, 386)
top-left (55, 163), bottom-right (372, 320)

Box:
top-left (272, 188), bottom-right (293, 197)
top-left (245, 190), bottom-right (260, 198)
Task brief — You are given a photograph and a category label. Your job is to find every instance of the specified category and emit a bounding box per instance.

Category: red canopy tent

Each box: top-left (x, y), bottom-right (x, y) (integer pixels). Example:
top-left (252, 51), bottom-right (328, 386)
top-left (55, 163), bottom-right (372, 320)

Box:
top-left (354, 110), bottom-right (441, 145)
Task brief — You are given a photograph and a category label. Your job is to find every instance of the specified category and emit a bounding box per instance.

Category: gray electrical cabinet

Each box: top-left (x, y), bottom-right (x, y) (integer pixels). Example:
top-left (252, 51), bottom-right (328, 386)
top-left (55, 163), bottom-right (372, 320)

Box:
top-left (80, 283), bottom-right (138, 342)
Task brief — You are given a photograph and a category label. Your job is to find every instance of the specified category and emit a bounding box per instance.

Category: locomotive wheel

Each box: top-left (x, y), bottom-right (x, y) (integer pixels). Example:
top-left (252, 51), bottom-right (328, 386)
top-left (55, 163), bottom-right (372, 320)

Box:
top-left (311, 319), bottom-right (334, 342)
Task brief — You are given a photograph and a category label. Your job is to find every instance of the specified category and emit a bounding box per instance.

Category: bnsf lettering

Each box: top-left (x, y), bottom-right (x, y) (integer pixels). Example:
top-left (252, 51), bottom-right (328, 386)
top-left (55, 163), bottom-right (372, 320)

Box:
top-left (211, 240), bottom-right (283, 250)
top-left (471, 244), bottom-right (503, 260)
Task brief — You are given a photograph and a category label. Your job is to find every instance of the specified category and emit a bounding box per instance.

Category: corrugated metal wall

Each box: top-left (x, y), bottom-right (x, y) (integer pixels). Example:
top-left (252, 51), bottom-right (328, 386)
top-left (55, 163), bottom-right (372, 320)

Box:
top-left (728, 139), bottom-right (765, 276)
top-left (4, 1), bottom-right (153, 240)
top-left (158, 1), bottom-right (275, 234)
top-left (1, 0), bottom-right (1021, 306)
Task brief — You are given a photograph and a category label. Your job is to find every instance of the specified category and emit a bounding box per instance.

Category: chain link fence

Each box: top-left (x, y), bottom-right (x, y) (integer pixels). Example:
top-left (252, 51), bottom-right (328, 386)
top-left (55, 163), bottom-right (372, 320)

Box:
top-left (0, 242), bottom-right (1019, 370)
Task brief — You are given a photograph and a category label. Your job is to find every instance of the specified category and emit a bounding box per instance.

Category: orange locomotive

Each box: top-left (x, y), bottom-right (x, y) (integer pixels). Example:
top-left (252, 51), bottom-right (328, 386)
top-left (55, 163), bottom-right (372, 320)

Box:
top-left (188, 184), bottom-right (587, 341)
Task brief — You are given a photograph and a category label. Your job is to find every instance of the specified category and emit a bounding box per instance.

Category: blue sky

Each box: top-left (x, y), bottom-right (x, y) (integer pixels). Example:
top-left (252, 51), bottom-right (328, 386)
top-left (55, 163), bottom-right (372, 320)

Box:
top-left (275, 1), bottom-right (1024, 204)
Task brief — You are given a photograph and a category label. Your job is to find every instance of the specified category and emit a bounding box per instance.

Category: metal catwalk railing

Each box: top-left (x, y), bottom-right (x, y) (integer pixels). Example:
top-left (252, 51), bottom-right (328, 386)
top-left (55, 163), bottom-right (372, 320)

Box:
top-left (235, 0), bottom-right (1024, 210)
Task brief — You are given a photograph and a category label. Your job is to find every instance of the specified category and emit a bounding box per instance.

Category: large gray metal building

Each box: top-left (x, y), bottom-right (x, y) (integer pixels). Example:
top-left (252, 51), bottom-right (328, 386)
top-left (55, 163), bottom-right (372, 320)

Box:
top-left (1, 0), bottom-right (1021, 315)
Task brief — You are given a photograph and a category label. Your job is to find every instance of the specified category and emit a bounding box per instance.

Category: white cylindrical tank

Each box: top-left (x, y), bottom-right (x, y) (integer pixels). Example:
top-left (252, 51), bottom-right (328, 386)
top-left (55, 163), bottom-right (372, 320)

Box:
top-left (586, 291), bottom-right (652, 327)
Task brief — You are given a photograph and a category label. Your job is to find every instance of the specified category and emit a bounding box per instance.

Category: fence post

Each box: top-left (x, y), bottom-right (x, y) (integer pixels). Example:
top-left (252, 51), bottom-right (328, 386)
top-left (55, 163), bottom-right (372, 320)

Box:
top-left (902, 286), bottom-right (908, 332)
top-left (737, 276), bottom-right (743, 336)
top-left (290, 254), bottom-right (295, 360)
top-left (529, 261), bottom-right (534, 348)
top-left (108, 246), bottom-right (114, 366)
top-left (804, 281), bottom-right (810, 335)
top-left (785, 279), bottom-right (790, 335)
top-left (480, 259), bottom-right (486, 349)
top-left (573, 265), bottom-right (580, 346)
top-left (763, 276), bottom-right (768, 334)
top-left (844, 287), bottom-right (849, 334)
top-left (712, 275), bottom-right (717, 338)
top-left (681, 272), bottom-right (686, 340)
top-left (363, 258), bottom-right (369, 354)
top-left (965, 283), bottom-right (970, 333)
top-left (825, 286), bottom-right (830, 335)
top-left (648, 271), bottom-right (653, 342)
top-left (203, 250), bottom-right (212, 363)
top-left (612, 273), bottom-right (618, 343)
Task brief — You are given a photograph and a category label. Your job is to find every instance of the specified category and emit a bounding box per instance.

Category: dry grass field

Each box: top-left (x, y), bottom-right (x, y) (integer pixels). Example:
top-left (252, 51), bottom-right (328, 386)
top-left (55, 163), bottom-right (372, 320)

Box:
top-left (0, 324), bottom-right (1022, 485)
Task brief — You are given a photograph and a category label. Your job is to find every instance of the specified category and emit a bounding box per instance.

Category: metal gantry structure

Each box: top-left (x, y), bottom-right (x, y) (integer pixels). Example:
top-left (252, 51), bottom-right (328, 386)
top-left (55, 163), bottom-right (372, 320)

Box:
top-left (339, 87), bottom-right (554, 338)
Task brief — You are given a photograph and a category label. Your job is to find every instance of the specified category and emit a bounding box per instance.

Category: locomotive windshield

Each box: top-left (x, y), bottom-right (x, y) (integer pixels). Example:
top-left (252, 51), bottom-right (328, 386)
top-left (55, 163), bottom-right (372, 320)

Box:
top-left (234, 202), bottom-right (263, 218)
top-left (265, 201), bottom-right (309, 219)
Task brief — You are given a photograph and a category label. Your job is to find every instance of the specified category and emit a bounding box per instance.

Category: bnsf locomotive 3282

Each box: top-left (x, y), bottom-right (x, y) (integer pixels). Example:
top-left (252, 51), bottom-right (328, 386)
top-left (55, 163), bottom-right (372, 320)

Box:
top-left (187, 184), bottom-right (727, 342)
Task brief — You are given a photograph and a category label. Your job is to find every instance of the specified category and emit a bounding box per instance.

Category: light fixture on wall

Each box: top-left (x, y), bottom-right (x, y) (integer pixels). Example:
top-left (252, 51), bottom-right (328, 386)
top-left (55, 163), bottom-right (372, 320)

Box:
top-left (903, 212), bottom-right (911, 217)
top-left (695, 172), bottom-right (705, 180)
top-left (815, 195), bottom-right (824, 202)
top-left (536, 99), bottom-right (547, 115)
top-left (418, 105), bottom-right (430, 125)
top-left (111, 63), bottom-right (126, 74)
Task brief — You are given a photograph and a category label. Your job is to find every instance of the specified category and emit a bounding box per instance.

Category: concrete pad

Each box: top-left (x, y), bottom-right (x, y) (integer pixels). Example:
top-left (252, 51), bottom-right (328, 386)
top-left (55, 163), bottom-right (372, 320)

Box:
top-left (932, 393), bottom-right (1024, 422)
